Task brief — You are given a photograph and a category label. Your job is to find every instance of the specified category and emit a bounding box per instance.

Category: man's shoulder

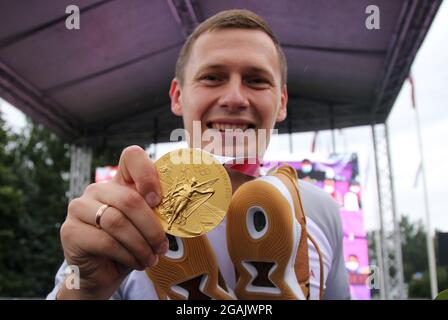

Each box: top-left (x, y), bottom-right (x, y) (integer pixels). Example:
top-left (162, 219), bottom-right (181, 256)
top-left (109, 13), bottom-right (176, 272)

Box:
top-left (297, 179), bottom-right (339, 215)
top-left (297, 179), bottom-right (342, 250)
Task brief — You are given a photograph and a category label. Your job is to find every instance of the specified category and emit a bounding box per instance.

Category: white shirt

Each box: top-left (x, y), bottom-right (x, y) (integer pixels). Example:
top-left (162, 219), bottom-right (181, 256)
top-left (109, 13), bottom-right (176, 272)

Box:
top-left (47, 180), bottom-right (350, 300)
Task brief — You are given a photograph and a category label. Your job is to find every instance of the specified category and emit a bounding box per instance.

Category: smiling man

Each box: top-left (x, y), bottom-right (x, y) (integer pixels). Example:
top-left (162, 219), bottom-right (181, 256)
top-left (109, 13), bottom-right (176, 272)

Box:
top-left (48, 9), bottom-right (350, 300)
top-left (170, 22), bottom-right (287, 163)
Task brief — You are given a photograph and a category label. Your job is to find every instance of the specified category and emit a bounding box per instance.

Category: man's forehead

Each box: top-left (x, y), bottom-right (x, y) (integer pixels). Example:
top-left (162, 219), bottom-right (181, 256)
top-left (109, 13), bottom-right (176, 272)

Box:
top-left (188, 29), bottom-right (280, 74)
top-left (194, 28), bottom-right (276, 55)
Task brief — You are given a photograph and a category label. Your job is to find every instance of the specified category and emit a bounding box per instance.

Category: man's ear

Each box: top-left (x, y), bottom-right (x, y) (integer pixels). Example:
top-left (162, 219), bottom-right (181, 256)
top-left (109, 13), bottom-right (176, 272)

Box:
top-left (276, 84), bottom-right (288, 122)
top-left (169, 78), bottom-right (183, 116)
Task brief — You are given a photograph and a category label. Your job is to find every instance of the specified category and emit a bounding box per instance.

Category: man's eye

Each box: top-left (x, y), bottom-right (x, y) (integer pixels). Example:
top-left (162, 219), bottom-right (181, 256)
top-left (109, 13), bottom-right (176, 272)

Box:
top-left (200, 75), bottom-right (221, 82)
top-left (247, 78), bottom-right (270, 87)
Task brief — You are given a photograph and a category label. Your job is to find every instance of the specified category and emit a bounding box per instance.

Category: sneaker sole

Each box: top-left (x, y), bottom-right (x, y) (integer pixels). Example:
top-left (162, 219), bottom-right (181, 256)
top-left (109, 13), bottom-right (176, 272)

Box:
top-left (227, 176), bottom-right (306, 299)
top-left (146, 234), bottom-right (235, 300)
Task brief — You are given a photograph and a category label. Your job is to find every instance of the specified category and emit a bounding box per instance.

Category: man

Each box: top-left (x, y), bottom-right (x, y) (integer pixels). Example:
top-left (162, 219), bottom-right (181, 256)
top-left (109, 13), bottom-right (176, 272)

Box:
top-left (48, 9), bottom-right (350, 300)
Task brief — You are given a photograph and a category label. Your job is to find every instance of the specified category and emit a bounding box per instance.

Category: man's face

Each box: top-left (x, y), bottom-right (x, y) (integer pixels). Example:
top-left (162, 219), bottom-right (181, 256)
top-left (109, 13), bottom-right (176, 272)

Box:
top-left (170, 28), bottom-right (287, 159)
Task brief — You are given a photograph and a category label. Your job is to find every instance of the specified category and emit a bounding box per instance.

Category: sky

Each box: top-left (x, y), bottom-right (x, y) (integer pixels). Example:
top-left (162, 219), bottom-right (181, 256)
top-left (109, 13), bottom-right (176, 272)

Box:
top-left (1, 2), bottom-right (447, 234)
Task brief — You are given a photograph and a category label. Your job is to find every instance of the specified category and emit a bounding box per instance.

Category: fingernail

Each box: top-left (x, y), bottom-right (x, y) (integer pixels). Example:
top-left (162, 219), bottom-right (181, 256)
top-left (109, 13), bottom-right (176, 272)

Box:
top-left (146, 192), bottom-right (160, 207)
top-left (156, 240), bottom-right (169, 255)
top-left (149, 255), bottom-right (159, 267)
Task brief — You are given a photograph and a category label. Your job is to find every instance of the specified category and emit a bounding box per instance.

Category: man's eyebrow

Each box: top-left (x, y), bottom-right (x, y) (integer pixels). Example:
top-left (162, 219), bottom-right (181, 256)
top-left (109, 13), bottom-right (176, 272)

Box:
top-left (195, 64), bottom-right (274, 77)
top-left (245, 66), bottom-right (274, 77)
top-left (196, 64), bottom-right (227, 72)
top-left (191, 64), bottom-right (224, 79)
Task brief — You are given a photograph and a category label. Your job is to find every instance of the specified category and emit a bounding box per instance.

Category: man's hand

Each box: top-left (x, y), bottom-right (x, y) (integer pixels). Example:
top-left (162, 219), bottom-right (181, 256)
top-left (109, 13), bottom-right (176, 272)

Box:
top-left (58, 145), bottom-right (168, 299)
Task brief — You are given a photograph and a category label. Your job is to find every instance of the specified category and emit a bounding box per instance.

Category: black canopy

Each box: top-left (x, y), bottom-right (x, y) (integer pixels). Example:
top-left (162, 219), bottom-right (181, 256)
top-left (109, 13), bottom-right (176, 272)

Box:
top-left (0, 0), bottom-right (441, 148)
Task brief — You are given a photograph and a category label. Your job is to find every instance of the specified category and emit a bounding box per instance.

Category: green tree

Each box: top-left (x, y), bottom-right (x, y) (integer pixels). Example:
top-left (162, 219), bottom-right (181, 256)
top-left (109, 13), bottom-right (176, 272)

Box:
top-left (0, 112), bottom-right (124, 297)
top-left (400, 216), bottom-right (429, 284)
top-left (368, 215), bottom-right (448, 299)
top-left (0, 111), bottom-right (26, 295)
top-left (400, 215), bottom-right (448, 298)
top-left (0, 114), bottom-right (72, 297)
top-left (12, 120), bottom-right (71, 297)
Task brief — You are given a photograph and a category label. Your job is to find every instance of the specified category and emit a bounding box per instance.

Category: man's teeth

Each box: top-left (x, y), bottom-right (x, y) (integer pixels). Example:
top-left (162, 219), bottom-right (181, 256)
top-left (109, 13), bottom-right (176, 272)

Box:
top-left (210, 123), bottom-right (250, 131)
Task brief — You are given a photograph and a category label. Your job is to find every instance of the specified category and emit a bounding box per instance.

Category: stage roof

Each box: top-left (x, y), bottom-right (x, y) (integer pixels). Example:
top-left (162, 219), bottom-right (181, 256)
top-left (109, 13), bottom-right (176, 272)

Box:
top-left (0, 0), bottom-right (442, 148)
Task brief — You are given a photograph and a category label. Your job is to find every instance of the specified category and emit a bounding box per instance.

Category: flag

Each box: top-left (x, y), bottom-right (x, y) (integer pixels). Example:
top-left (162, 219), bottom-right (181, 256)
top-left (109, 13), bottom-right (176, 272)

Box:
top-left (407, 74), bottom-right (416, 109)
top-left (311, 131), bottom-right (319, 153)
top-left (363, 152), bottom-right (371, 189)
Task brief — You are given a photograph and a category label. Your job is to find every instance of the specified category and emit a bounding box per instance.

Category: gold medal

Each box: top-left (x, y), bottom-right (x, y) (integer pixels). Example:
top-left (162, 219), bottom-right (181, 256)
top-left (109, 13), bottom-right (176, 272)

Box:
top-left (154, 148), bottom-right (232, 237)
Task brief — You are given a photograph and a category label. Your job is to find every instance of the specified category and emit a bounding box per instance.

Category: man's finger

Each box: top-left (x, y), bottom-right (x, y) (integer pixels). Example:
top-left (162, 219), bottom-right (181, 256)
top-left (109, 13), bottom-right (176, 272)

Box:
top-left (82, 182), bottom-right (168, 256)
top-left (70, 198), bottom-right (159, 268)
top-left (114, 145), bottom-right (161, 207)
top-left (61, 219), bottom-right (143, 271)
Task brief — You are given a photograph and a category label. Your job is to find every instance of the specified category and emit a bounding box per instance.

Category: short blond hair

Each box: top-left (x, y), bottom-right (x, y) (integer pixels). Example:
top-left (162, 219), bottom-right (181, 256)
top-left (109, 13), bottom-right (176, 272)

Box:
top-left (175, 9), bottom-right (287, 86)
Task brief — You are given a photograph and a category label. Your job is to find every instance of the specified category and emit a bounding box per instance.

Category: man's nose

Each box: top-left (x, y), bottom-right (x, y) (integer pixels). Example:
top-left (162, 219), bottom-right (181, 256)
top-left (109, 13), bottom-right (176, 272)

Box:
top-left (218, 79), bottom-right (249, 111)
